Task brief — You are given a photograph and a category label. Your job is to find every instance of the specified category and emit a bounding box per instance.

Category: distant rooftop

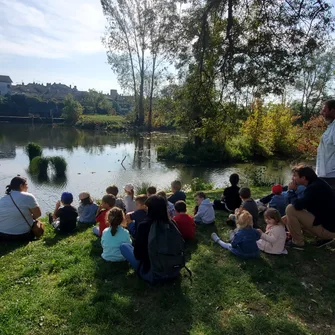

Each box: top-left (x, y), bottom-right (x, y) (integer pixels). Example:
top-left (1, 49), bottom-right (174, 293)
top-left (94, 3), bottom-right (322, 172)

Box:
top-left (0, 75), bottom-right (13, 83)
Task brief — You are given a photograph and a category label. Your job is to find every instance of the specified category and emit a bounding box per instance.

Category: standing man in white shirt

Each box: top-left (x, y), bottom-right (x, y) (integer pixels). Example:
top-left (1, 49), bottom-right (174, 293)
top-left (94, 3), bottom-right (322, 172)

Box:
top-left (316, 100), bottom-right (335, 192)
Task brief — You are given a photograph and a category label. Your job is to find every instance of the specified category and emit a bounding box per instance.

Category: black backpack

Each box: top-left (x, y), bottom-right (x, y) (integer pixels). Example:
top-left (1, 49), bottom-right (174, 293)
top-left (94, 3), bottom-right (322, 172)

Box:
top-left (148, 220), bottom-right (191, 283)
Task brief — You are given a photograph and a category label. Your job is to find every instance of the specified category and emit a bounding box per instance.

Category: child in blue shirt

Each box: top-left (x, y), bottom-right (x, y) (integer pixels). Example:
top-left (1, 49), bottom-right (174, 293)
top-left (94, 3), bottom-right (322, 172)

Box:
top-left (126, 194), bottom-right (148, 239)
top-left (211, 210), bottom-right (261, 259)
top-left (101, 207), bottom-right (132, 262)
top-left (78, 192), bottom-right (98, 224)
top-left (268, 184), bottom-right (287, 216)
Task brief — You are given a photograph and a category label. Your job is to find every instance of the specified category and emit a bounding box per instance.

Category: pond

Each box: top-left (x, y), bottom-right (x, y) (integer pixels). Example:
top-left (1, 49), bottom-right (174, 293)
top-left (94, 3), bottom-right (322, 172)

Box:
top-left (0, 124), bottom-right (297, 213)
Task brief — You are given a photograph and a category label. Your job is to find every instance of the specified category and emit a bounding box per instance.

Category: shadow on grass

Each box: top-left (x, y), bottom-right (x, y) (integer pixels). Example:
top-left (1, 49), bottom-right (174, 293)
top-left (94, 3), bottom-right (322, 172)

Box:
top-left (0, 239), bottom-right (31, 257)
top-left (241, 246), bottom-right (335, 331)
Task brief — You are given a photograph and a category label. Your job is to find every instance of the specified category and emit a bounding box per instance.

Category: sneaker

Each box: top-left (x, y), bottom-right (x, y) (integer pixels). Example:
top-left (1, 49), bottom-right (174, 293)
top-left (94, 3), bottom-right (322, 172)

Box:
top-left (316, 239), bottom-right (335, 248)
top-left (211, 233), bottom-right (220, 243)
top-left (285, 240), bottom-right (304, 250)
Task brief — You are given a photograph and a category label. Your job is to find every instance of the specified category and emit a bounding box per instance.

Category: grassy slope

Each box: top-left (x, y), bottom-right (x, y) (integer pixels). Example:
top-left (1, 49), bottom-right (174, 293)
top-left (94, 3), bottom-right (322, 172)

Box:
top-left (1, 188), bottom-right (335, 335)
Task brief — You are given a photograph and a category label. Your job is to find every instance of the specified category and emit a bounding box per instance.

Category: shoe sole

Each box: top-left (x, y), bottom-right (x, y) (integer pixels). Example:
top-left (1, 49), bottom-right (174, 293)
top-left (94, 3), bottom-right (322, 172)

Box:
top-left (286, 244), bottom-right (304, 251)
top-left (317, 239), bottom-right (335, 248)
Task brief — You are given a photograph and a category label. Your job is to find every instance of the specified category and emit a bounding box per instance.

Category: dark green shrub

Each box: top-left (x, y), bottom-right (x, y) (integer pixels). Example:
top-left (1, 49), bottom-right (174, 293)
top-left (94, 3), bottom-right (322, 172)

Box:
top-left (49, 156), bottom-right (67, 177)
top-left (191, 178), bottom-right (214, 192)
top-left (29, 156), bottom-right (49, 176)
top-left (25, 142), bottom-right (43, 162)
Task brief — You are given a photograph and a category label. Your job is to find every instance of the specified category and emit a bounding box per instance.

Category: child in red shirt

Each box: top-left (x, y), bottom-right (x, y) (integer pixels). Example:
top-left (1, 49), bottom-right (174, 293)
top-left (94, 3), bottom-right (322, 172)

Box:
top-left (173, 200), bottom-right (195, 240)
top-left (93, 194), bottom-right (116, 237)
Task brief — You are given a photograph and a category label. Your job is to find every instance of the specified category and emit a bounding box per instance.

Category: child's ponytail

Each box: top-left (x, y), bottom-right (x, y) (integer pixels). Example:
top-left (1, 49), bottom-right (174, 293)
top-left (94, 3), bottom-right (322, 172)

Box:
top-left (108, 207), bottom-right (125, 236)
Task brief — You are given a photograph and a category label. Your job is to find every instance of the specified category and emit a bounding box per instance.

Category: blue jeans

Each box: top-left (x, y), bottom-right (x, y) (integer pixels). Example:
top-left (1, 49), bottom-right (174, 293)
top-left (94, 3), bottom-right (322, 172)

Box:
top-left (92, 226), bottom-right (100, 237)
top-left (127, 222), bottom-right (136, 238)
top-left (119, 243), bottom-right (153, 282)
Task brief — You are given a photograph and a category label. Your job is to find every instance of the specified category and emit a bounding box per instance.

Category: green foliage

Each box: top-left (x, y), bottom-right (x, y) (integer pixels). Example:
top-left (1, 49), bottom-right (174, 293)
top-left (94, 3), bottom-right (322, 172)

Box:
top-left (244, 165), bottom-right (285, 187)
top-left (49, 156), bottom-right (67, 177)
top-left (29, 156), bottom-right (49, 176)
top-left (190, 178), bottom-right (214, 192)
top-left (62, 94), bottom-right (83, 124)
top-left (75, 115), bottom-right (128, 131)
top-left (242, 101), bottom-right (299, 157)
top-left (82, 89), bottom-right (114, 115)
top-left (25, 142), bottom-right (43, 162)
top-left (134, 182), bottom-right (151, 195)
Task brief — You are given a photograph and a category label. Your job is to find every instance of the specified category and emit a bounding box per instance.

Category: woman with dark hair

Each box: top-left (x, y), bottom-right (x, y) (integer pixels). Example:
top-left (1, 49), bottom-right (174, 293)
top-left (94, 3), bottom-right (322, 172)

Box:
top-left (120, 195), bottom-right (183, 283)
top-left (0, 176), bottom-right (41, 241)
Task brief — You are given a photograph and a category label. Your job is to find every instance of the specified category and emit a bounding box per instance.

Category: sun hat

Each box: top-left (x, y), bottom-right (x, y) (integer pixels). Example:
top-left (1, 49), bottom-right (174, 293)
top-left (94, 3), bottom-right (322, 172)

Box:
top-left (61, 192), bottom-right (73, 204)
top-left (271, 184), bottom-right (283, 195)
top-left (79, 191), bottom-right (90, 200)
top-left (124, 183), bottom-right (134, 192)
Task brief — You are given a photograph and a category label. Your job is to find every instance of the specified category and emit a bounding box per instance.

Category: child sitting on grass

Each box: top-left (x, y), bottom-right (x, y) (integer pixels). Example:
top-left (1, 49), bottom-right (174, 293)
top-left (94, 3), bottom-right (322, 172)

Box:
top-left (228, 188), bottom-right (259, 228)
top-left (101, 207), bottom-right (132, 262)
top-left (124, 183), bottom-right (136, 213)
top-left (146, 186), bottom-right (157, 197)
top-left (157, 190), bottom-right (176, 218)
top-left (126, 194), bottom-right (148, 239)
top-left (168, 180), bottom-right (186, 204)
top-left (78, 192), bottom-right (98, 224)
top-left (257, 184), bottom-right (287, 216)
top-left (106, 185), bottom-right (125, 211)
top-left (49, 192), bottom-right (77, 234)
top-left (194, 192), bottom-right (215, 225)
top-left (173, 200), bottom-right (195, 240)
top-left (257, 208), bottom-right (287, 255)
top-left (93, 194), bottom-right (116, 237)
top-left (213, 173), bottom-right (242, 212)
top-left (211, 210), bottom-right (261, 259)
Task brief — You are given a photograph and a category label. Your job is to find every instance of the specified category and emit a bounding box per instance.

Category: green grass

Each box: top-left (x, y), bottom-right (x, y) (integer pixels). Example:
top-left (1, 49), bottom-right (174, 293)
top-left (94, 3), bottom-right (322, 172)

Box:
top-left (75, 115), bottom-right (128, 131)
top-left (1, 188), bottom-right (335, 335)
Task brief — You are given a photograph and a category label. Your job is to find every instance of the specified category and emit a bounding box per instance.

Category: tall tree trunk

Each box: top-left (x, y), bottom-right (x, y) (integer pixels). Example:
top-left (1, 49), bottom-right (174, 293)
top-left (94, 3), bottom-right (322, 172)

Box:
top-left (148, 54), bottom-right (157, 132)
top-left (138, 46), bottom-right (145, 126)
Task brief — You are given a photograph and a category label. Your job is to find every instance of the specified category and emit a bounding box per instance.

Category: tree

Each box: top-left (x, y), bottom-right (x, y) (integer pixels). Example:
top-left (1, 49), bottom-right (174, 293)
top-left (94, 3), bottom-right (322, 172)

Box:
top-left (62, 94), bottom-right (83, 124)
top-left (293, 48), bottom-right (335, 120)
top-left (101, 0), bottom-right (177, 128)
top-left (83, 89), bottom-right (114, 115)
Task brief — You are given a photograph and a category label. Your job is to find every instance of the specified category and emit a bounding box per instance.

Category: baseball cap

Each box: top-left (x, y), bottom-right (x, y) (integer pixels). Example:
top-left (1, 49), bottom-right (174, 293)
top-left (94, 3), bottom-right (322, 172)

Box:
top-left (61, 192), bottom-right (73, 204)
top-left (272, 184), bottom-right (283, 195)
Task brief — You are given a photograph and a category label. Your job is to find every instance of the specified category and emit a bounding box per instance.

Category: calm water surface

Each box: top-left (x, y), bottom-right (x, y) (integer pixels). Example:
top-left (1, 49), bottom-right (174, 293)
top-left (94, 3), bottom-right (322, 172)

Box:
top-left (0, 124), bottom-right (295, 213)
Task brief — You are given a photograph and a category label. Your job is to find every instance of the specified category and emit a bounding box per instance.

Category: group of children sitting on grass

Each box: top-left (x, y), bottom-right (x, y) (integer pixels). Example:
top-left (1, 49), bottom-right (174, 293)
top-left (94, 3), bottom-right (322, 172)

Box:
top-left (49, 173), bottom-right (298, 263)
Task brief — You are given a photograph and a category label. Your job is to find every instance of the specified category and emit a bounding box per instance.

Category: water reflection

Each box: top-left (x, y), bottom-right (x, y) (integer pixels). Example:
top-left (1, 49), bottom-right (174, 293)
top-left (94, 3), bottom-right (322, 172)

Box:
top-left (0, 123), bottom-right (297, 213)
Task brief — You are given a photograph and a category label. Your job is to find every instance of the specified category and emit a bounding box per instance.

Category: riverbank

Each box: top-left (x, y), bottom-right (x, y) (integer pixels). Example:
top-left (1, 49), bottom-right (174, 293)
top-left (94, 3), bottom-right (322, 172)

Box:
top-left (1, 188), bottom-right (334, 335)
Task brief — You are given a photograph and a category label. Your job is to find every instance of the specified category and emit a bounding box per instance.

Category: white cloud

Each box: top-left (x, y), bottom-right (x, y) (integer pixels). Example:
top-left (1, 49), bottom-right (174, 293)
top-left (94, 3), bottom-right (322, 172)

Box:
top-left (0, 0), bottom-right (107, 59)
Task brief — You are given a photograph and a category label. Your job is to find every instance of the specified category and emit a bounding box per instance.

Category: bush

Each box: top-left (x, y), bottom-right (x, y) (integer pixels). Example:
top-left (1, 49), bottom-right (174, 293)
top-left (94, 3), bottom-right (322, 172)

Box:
top-left (62, 94), bottom-right (83, 124)
top-left (244, 165), bottom-right (285, 187)
top-left (25, 142), bottom-right (43, 162)
top-left (49, 156), bottom-right (67, 177)
top-left (135, 182), bottom-right (151, 195)
top-left (191, 178), bottom-right (214, 192)
top-left (29, 156), bottom-right (49, 176)
top-left (296, 116), bottom-right (327, 159)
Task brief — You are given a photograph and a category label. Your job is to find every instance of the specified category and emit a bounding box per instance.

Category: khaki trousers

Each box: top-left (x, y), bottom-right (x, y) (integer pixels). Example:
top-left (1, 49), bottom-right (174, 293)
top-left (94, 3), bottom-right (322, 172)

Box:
top-left (285, 204), bottom-right (335, 246)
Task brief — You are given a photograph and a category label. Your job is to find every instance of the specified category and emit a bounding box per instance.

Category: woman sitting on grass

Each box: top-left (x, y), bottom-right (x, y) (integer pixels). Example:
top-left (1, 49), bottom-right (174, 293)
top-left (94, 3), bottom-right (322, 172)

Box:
top-left (0, 176), bottom-right (41, 241)
top-left (211, 210), bottom-right (260, 259)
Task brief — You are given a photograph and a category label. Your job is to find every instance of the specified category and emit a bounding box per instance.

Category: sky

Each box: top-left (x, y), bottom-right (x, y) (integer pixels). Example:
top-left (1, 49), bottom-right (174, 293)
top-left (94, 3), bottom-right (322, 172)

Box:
top-left (0, 0), bottom-right (120, 93)
top-left (1, 0), bottom-right (335, 94)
